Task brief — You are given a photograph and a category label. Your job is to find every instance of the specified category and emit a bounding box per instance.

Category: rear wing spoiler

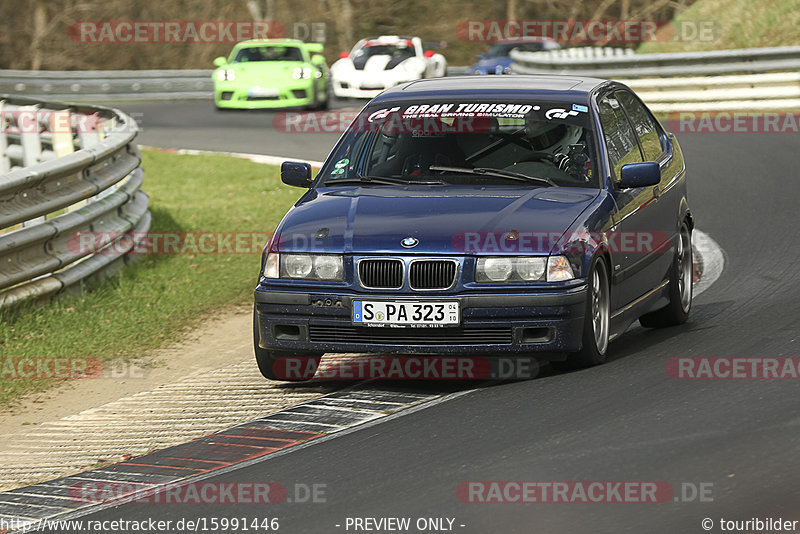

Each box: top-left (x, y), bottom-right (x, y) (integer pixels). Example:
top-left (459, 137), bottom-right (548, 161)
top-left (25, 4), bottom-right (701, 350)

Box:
top-left (422, 40), bottom-right (447, 50)
top-left (305, 43), bottom-right (325, 54)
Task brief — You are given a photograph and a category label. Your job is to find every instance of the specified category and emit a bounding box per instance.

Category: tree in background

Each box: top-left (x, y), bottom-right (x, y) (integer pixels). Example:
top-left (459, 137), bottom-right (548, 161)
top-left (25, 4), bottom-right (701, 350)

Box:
top-left (0, 0), bottom-right (691, 70)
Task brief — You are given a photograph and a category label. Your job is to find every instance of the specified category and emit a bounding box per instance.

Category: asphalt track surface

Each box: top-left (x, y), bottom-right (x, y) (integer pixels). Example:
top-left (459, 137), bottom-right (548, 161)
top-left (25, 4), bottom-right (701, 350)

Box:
top-left (72, 100), bottom-right (800, 533)
top-left (121, 99), bottom-right (354, 161)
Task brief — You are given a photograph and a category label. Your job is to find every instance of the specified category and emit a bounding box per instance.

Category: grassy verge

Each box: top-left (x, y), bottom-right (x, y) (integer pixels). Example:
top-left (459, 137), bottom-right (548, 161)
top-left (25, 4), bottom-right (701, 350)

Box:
top-left (638, 0), bottom-right (800, 53)
top-left (0, 149), bottom-right (302, 406)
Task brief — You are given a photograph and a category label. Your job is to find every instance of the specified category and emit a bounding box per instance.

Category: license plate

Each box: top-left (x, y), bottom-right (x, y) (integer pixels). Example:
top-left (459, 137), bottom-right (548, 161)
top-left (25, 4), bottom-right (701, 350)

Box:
top-left (353, 300), bottom-right (459, 327)
top-left (249, 87), bottom-right (279, 98)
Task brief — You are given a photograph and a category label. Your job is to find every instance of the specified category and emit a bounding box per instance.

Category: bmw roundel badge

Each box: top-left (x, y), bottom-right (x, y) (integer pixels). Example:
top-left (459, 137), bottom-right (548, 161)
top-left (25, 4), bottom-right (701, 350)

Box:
top-left (401, 237), bottom-right (419, 248)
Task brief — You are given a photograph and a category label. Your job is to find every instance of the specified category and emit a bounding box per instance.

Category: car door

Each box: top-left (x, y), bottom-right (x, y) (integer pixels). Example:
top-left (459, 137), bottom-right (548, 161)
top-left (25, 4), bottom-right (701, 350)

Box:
top-left (597, 92), bottom-right (662, 311)
top-left (615, 89), bottom-right (678, 288)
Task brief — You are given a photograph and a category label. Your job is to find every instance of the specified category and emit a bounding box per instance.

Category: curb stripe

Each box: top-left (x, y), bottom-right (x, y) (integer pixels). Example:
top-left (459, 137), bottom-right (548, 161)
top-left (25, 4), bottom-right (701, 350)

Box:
top-left (0, 385), bottom-right (450, 531)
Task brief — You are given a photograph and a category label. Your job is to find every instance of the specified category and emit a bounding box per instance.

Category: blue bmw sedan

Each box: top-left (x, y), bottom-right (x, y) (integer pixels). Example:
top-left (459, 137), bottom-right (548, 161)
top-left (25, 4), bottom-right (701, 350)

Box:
top-left (254, 75), bottom-right (693, 380)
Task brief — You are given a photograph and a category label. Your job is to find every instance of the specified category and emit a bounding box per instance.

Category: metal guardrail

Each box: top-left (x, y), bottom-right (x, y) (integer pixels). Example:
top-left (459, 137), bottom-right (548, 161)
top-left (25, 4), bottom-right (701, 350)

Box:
top-left (0, 95), bottom-right (149, 309)
top-left (0, 67), bottom-right (474, 101)
top-left (510, 45), bottom-right (800, 77)
top-left (0, 70), bottom-right (213, 101)
top-left (3, 46), bottom-right (799, 110)
top-left (624, 72), bottom-right (800, 112)
top-left (510, 45), bottom-right (800, 111)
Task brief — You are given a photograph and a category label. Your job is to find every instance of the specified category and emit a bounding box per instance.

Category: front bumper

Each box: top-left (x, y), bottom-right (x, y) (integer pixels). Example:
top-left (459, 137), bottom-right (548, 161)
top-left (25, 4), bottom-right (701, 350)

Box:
top-left (330, 75), bottom-right (416, 99)
top-left (331, 80), bottom-right (386, 99)
top-left (214, 83), bottom-right (316, 109)
top-left (254, 287), bottom-right (587, 356)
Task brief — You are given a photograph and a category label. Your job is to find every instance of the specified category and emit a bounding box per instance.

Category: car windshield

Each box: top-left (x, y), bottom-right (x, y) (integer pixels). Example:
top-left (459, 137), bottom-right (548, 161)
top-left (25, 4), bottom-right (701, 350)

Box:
top-left (486, 42), bottom-right (547, 58)
top-left (232, 46), bottom-right (303, 63)
top-left (320, 100), bottom-right (599, 188)
top-left (486, 43), bottom-right (519, 58)
top-left (352, 42), bottom-right (415, 65)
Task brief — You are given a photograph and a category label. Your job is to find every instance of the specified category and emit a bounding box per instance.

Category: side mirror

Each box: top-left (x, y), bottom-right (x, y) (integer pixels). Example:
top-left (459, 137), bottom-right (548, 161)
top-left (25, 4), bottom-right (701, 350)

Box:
top-left (477, 54), bottom-right (487, 60)
top-left (339, 52), bottom-right (349, 59)
top-left (619, 161), bottom-right (660, 188)
top-left (423, 50), bottom-right (435, 58)
top-left (281, 161), bottom-right (313, 188)
top-left (213, 56), bottom-right (227, 67)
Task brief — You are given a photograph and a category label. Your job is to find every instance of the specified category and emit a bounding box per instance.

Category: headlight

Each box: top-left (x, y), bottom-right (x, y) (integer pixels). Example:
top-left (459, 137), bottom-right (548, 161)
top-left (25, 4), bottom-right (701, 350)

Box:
top-left (216, 69), bottom-right (236, 81)
top-left (265, 253), bottom-right (344, 281)
top-left (313, 255), bottom-right (344, 280)
top-left (514, 258), bottom-right (547, 280)
top-left (476, 256), bottom-right (572, 282)
top-left (293, 67), bottom-right (312, 79)
top-left (477, 257), bottom-right (514, 282)
top-left (285, 254), bottom-right (313, 278)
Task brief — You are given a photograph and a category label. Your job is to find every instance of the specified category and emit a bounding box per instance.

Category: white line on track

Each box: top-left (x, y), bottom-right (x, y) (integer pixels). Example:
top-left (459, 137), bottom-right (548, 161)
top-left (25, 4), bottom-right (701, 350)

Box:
top-left (693, 229), bottom-right (726, 296)
top-left (141, 146), bottom-right (325, 168)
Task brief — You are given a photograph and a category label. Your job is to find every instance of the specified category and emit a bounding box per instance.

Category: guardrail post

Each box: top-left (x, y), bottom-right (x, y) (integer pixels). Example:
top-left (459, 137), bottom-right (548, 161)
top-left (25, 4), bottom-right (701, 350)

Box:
top-left (19, 105), bottom-right (45, 227)
top-left (19, 105), bottom-right (42, 168)
top-left (0, 100), bottom-right (9, 174)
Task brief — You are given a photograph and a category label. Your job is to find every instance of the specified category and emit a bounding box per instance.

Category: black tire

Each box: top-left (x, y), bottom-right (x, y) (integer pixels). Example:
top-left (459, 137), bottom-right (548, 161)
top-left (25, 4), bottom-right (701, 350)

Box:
top-left (317, 91), bottom-right (330, 110)
top-left (316, 82), bottom-right (331, 110)
top-left (253, 311), bottom-right (322, 381)
top-left (304, 91), bottom-right (318, 111)
top-left (639, 223), bottom-right (692, 328)
top-left (552, 256), bottom-right (611, 371)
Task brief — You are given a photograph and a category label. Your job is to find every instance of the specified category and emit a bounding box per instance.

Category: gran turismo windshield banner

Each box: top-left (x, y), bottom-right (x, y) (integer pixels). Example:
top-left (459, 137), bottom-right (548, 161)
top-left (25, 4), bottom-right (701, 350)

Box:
top-left (353, 100), bottom-right (592, 133)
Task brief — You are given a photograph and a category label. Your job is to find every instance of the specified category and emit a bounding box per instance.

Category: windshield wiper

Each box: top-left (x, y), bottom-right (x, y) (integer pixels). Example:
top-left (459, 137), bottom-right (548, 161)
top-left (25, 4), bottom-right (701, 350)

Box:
top-left (325, 176), bottom-right (445, 186)
top-left (429, 166), bottom-right (557, 186)
top-left (325, 175), bottom-right (409, 186)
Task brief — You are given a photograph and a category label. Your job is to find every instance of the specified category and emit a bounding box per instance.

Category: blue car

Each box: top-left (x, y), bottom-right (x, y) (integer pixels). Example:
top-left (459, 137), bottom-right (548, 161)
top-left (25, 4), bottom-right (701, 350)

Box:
top-left (471, 38), bottom-right (560, 75)
top-left (254, 75), bottom-right (693, 380)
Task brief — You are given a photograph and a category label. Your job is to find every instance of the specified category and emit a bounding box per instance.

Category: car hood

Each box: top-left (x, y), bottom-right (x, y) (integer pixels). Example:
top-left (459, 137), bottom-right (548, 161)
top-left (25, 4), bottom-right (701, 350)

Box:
top-left (224, 61), bottom-right (306, 80)
top-left (275, 185), bottom-right (600, 255)
top-left (332, 57), bottom-right (423, 77)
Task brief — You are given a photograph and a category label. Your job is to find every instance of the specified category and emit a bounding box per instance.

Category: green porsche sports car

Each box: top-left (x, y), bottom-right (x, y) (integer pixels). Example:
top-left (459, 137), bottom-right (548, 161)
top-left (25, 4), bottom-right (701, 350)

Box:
top-left (213, 39), bottom-right (329, 110)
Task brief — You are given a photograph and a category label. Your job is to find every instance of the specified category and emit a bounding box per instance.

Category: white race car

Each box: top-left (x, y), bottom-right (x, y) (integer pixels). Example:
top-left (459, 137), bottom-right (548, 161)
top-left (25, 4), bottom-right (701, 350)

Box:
top-left (330, 35), bottom-right (447, 99)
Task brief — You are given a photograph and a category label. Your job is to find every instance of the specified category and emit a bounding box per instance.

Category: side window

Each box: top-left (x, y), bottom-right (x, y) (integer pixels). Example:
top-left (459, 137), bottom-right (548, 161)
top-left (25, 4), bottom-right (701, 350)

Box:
top-left (616, 91), bottom-right (663, 161)
top-left (598, 94), bottom-right (643, 179)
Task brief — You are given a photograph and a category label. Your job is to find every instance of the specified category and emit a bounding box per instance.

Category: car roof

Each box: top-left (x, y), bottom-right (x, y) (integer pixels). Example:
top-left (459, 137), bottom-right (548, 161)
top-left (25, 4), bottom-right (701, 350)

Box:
top-left (234, 39), bottom-right (306, 47)
top-left (493, 37), bottom-right (557, 44)
top-left (372, 75), bottom-right (609, 105)
top-left (363, 35), bottom-right (414, 41)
